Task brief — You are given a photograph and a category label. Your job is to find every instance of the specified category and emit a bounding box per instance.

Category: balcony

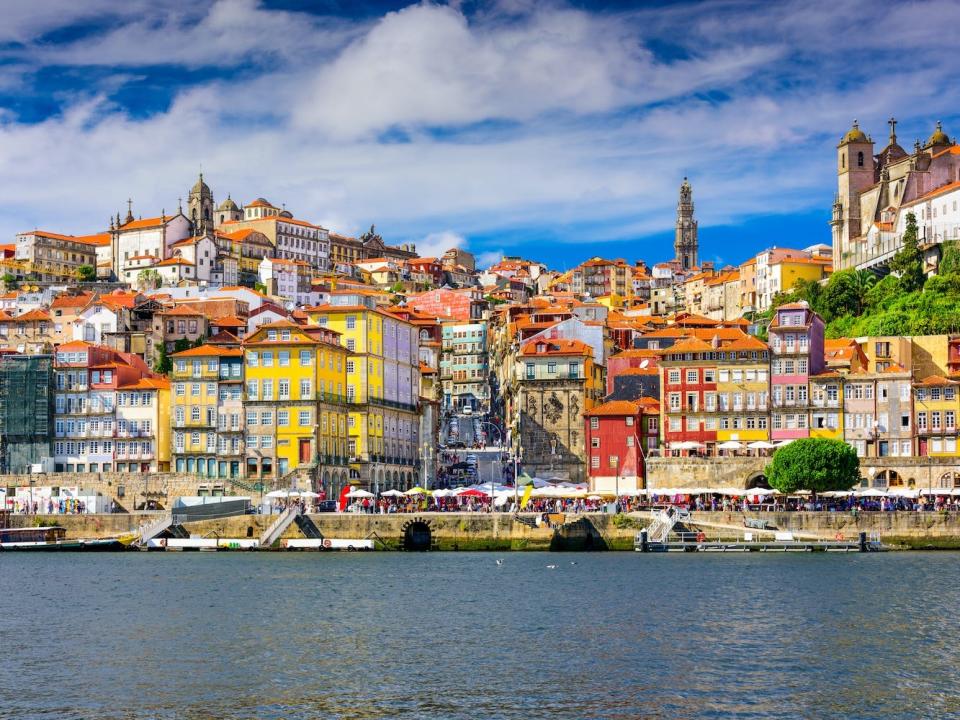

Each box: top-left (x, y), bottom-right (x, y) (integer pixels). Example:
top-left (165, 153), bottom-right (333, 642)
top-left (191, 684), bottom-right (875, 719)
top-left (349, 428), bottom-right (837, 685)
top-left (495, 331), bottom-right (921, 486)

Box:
top-left (172, 419), bottom-right (214, 429)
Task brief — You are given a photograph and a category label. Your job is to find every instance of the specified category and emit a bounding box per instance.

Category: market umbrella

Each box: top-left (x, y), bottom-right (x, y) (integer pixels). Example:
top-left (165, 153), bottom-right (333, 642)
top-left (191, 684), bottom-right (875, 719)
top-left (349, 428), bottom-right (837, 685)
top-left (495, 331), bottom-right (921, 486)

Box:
top-left (457, 488), bottom-right (488, 497)
top-left (748, 441), bottom-right (776, 449)
top-left (346, 489), bottom-right (375, 498)
top-left (265, 489), bottom-right (300, 498)
top-left (380, 489), bottom-right (404, 497)
top-left (855, 488), bottom-right (886, 497)
top-left (717, 441), bottom-right (743, 450)
top-left (404, 486), bottom-right (431, 496)
top-left (299, 491), bottom-right (321, 498)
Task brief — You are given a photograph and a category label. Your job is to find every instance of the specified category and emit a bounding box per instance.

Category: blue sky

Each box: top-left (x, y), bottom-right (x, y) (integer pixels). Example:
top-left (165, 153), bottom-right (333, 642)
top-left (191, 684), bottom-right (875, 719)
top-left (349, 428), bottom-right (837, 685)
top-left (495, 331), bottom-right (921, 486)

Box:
top-left (0, 0), bottom-right (957, 270)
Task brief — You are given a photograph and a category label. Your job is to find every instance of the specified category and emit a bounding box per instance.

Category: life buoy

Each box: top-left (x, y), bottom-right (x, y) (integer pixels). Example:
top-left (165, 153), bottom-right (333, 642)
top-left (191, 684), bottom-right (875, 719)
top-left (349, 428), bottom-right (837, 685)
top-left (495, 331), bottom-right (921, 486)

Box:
top-left (322, 538), bottom-right (332, 549)
top-left (696, 531), bottom-right (706, 543)
top-left (835, 532), bottom-right (843, 541)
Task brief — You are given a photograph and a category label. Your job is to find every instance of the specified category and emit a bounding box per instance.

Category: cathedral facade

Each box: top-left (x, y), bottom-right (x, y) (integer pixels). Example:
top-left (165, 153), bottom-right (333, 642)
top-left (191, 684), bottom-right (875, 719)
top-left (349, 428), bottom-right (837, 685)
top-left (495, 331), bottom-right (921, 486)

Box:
top-left (832, 119), bottom-right (960, 272)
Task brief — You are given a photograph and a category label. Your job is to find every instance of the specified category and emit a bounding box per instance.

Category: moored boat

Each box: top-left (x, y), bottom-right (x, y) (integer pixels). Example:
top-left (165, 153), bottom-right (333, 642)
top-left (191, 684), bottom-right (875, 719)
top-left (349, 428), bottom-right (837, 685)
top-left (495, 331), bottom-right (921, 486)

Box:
top-left (0, 526), bottom-right (129, 551)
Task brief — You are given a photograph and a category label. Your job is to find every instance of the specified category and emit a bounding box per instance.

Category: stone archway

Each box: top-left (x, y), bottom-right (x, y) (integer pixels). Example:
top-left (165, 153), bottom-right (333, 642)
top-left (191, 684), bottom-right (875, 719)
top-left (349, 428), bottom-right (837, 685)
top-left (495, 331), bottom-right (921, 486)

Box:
top-left (745, 473), bottom-right (770, 490)
top-left (401, 519), bottom-right (432, 551)
top-left (939, 471), bottom-right (960, 489)
top-left (873, 469), bottom-right (902, 487)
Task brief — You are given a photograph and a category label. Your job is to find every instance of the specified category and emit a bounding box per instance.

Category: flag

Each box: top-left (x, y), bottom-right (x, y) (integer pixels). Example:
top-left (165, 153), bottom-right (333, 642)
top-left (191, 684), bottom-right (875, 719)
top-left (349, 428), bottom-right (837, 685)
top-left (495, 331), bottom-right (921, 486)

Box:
top-left (520, 484), bottom-right (533, 510)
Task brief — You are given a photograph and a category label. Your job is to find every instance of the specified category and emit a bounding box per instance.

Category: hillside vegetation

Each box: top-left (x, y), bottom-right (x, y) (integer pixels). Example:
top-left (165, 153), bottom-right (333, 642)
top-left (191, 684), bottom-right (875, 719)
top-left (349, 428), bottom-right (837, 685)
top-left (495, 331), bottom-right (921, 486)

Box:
top-left (766, 212), bottom-right (960, 338)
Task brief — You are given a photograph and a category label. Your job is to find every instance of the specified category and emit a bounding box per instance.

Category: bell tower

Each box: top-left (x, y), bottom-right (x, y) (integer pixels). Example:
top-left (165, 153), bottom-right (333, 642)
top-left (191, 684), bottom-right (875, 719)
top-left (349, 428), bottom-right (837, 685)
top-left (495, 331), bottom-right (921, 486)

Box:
top-left (832, 120), bottom-right (875, 265)
top-left (187, 172), bottom-right (214, 235)
top-left (674, 177), bottom-right (698, 271)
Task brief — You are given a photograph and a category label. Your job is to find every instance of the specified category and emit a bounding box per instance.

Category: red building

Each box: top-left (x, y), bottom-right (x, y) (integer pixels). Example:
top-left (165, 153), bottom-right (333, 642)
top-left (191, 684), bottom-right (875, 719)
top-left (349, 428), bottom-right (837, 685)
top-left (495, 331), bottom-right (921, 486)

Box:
top-left (406, 287), bottom-right (485, 321)
top-left (584, 399), bottom-right (659, 492)
top-left (405, 257), bottom-right (445, 286)
top-left (606, 348), bottom-right (659, 396)
top-left (656, 336), bottom-right (718, 451)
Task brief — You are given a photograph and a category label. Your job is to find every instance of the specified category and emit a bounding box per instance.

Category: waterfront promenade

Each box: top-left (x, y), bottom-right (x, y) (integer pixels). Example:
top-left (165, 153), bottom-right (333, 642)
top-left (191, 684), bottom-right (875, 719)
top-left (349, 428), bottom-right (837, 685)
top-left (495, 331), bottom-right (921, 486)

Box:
top-left (8, 508), bottom-right (960, 550)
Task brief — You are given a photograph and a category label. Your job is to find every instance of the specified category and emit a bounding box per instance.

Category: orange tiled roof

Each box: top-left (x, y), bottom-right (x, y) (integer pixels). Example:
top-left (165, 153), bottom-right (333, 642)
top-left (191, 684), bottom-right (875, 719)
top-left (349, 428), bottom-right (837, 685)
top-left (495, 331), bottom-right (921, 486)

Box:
top-left (519, 338), bottom-right (592, 357)
top-left (16, 309), bottom-right (50, 322)
top-left (160, 304), bottom-right (204, 317)
top-left (170, 344), bottom-right (243, 358)
top-left (119, 377), bottom-right (170, 390)
top-left (119, 216), bottom-right (174, 230)
top-left (585, 400), bottom-right (641, 416)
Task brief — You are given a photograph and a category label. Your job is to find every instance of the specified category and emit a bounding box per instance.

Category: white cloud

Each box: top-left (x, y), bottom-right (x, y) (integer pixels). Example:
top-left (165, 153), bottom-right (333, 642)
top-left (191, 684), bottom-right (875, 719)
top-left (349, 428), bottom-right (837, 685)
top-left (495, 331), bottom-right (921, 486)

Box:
top-left (476, 250), bottom-right (504, 269)
top-left (414, 231), bottom-right (466, 259)
top-left (0, 0), bottom-right (955, 267)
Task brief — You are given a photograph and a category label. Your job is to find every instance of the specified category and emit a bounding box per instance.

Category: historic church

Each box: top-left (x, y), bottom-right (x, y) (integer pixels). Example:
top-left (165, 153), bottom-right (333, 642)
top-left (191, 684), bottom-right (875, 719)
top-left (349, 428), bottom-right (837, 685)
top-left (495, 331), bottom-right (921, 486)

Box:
top-left (832, 119), bottom-right (960, 272)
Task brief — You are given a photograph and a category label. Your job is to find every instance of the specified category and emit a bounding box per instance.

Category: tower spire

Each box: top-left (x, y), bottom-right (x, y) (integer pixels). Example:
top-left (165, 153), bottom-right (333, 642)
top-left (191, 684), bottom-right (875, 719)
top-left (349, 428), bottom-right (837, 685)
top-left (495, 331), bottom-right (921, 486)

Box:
top-left (674, 177), bottom-right (698, 271)
top-left (125, 199), bottom-right (134, 225)
top-left (888, 117), bottom-right (897, 144)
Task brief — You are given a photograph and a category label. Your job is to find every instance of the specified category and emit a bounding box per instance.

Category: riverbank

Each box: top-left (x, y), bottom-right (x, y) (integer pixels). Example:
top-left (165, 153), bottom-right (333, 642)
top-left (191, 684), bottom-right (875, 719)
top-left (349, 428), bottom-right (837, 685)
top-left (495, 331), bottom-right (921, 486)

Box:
top-left (9, 509), bottom-right (960, 550)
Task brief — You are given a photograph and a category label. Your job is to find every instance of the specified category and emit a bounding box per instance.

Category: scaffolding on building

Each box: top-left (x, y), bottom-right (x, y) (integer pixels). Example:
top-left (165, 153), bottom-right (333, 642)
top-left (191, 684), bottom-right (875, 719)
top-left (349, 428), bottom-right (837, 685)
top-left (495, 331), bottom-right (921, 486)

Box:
top-left (0, 354), bottom-right (54, 474)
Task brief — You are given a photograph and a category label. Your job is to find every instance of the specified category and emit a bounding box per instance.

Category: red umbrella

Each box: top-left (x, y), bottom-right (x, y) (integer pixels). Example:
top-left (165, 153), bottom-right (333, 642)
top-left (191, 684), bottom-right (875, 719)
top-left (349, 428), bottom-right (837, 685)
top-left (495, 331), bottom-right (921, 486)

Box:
top-left (458, 488), bottom-right (488, 497)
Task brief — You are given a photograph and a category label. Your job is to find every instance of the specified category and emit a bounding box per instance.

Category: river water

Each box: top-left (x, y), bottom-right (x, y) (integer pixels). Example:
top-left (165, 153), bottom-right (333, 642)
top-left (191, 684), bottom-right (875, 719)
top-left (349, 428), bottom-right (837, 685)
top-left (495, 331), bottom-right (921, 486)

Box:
top-left (1, 552), bottom-right (958, 719)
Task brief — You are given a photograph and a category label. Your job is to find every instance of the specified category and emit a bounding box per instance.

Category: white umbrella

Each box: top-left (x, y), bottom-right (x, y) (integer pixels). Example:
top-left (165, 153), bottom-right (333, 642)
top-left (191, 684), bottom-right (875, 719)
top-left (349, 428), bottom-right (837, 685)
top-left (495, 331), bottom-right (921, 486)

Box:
top-left (300, 491), bottom-right (320, 498)
top-left (744, 487), bottom-right (778, 496)
top-left (748, 441), bottom-right (776, 449)
top-left (380, 489), bottom-right (404, 497)
top-left (887, 488), bottom-right (919, 498)
top-left (717, 441), bottom-right (743, 450)
top-left (346, 489), bottom-right (375, 498)
top-left (855, 488), bottom-right (886, 497)
top-left (265, 489), bottom-right (300, 498)
top-left (921, 487), bottom-right (954, 496)
top-left (821, 490), bottom-right (855, 497)
top-left (774, 439), bottom-right (794, 447)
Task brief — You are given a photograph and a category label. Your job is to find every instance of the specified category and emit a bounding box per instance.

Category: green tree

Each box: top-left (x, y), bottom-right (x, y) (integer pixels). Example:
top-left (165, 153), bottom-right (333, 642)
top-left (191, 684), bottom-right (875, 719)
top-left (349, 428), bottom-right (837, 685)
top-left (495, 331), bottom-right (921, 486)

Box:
top-left (889, 211), bottom-right (925, 292)
top-left (153, 343), bottom-right (171, 374)
top-left (820, 269), bottom-right (861, 321)
top-left (75, 264), bottom-right (96, 282)
top-left (937, 240), bottom-right (960, 276)
top-left (1, 273), bottom-right (17, 290)
top-left (766, 438), bottom-right (860, 494)
top-left (137, 268), bottom-right (162, 291)
top-left (254, 281), bottom-right (268, 294)
top-left (173, 338), bottom-right (193, 353)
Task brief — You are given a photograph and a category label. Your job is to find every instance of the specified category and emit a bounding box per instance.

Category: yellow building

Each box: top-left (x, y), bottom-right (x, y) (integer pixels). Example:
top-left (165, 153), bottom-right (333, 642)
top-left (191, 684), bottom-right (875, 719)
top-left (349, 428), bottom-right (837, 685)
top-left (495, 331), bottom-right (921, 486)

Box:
top-left (242, 320), bottom-right (350, 492)
top-left (116, 377), bottom-right (170, 473)
top-left (809, 372), bottom-right (844, 440)
top-left (170, 343), bottom-right (245, 479)
top-left (713, 334), bottom-right (770, 444)
top-left (305, 295), bottom-right (421, 492)
top-left (914, 375), bottom-right (960, 457)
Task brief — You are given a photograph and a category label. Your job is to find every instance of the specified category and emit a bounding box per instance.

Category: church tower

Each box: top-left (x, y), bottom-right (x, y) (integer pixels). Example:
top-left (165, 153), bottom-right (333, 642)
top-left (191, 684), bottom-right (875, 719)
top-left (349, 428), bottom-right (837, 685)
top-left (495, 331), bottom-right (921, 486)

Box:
top-left (674, 177), bottom-right (698, 271)
top-left (187, 173), bottom-right (214, 235)
top-left (831, 120), bottom-right (875, 263)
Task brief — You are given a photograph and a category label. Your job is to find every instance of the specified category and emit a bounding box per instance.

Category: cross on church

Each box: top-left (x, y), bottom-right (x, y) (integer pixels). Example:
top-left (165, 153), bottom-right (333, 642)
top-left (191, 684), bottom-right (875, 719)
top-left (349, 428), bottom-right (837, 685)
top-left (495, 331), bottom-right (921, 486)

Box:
top-left (888, 117), bottom-right (897, 141)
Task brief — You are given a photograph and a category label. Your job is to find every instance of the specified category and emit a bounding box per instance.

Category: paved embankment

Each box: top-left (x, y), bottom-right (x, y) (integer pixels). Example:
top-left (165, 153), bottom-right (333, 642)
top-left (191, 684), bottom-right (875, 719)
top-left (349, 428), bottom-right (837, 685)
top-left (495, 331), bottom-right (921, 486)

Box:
top-left (8, 510), bottom-right (960, 549)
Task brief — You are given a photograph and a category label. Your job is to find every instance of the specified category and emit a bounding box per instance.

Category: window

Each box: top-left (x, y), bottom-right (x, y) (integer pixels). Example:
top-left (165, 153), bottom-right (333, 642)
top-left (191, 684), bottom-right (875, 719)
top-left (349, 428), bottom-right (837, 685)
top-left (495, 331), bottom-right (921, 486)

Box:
top-left (547, 362), bottom-right (557, 374)
top-left (668, 370), bottom-right (680, 384)
top-left (591, 437), bottom-right (600, 448)
top-left (246, 380), bottom-right (258, 399)
top-left (591, 456), bottom-right (600, 468)
top-left (686, 370), bottom-right (698, 383)
top-left (300, 379), bottom-right (311, 399)
top-left (279, 351), bottom-right (290, 367)
top-left (608, 456), bottom-right (619, 468)
top-left (279, 380), bottom-right (290, 400)
top-left (669, 393), bottom-right (681, 411)
top-left (262, 352), bottom-right (273, 367)
top-left (277, 411), bottom-right (289, 427)
top-left (590, 417), bottom-right (599, 430)
top-left (261, 411), bottom-right (273, 425)
top-left (625, 416), bottom-right (634, 426)
top-left (299, 410), bottom-right (311, 426)
top-left (299, 350), bottom-right (312, 366)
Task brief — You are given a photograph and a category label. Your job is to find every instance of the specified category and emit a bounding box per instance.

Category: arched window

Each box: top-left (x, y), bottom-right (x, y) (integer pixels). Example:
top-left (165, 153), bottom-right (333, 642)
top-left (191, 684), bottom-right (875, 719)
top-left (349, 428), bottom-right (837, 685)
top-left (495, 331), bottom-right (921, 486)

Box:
top-left (841, 155), bottom-right (845, 169)
top-left (857, 151), bottom-right (864, 167)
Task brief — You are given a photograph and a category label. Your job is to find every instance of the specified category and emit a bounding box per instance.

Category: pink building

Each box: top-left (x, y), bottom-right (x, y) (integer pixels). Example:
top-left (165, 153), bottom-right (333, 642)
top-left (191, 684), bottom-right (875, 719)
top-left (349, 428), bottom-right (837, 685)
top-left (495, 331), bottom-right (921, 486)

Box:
top-left (769, 301), bottom-right (825, 441)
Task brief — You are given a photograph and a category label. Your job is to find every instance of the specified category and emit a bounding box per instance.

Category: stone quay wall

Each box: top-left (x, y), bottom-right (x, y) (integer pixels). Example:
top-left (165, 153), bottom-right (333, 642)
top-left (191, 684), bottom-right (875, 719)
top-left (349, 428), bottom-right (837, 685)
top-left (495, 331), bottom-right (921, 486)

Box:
top-left (11, 510), bottom-right (960, 549)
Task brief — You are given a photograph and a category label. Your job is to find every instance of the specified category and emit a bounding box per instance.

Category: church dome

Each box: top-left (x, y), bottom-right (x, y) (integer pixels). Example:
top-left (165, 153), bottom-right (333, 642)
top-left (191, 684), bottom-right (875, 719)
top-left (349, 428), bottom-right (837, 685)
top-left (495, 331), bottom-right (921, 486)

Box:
top-left (840, 120), bottom-right (868, 144)
top-left (191, 173), bottom-right (211, 196)
top-left (217, 195), bottom-right (239, 212)
top-left (247, 197), bottom-right (273, 208)
top-left (926, 121), bottom-right (951, 147)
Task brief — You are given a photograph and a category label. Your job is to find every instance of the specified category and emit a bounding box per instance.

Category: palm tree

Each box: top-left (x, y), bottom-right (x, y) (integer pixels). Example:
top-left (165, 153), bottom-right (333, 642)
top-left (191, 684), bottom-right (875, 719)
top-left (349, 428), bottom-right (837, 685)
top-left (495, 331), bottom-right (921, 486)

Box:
top-left (852, 269), bottom-right (877, 313)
